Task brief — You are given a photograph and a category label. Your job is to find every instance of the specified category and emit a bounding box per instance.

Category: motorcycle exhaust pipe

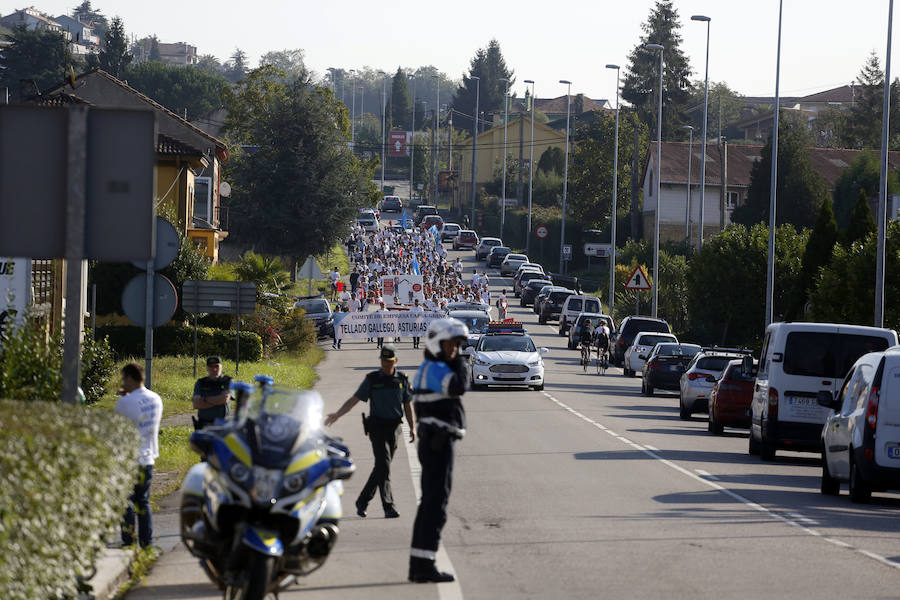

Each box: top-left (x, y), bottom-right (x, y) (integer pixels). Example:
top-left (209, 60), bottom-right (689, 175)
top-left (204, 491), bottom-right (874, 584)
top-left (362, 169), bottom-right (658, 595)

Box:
top-left (307, 523), bottom-right (339, 558)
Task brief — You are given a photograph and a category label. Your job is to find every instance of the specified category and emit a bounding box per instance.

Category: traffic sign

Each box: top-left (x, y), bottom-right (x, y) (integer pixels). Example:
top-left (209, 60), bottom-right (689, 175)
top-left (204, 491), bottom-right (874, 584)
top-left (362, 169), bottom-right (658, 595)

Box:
top-left (535, 225), bottom-right (549, 239)
top-left (297, 255), bottom-right (324, 280)
top-left (584, 243), bottom-right (616, 258)
top-left (389, 131), bottom-right (408, 157)
top-left (121, 273), bottom-right (178, 328)
top-left (625, 266), bottom-right (652, 291)
top-left (562, 244), bottom-right (572, 260)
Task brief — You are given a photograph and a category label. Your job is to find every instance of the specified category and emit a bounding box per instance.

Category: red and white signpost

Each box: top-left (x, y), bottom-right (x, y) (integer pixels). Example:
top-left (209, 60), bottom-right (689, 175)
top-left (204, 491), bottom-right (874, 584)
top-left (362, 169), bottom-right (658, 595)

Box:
top-left (624, 265), bottom-right (652, 315)
top-left (388, 131), bottom-right (409, 158)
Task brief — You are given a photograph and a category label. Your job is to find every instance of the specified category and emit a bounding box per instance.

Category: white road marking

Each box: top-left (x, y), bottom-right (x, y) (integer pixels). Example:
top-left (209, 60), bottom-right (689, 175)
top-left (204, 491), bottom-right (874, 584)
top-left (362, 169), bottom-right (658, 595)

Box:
top-left (538, 391), bottom-right (900, 572)
top-left (401, 421), bottom-right (465, 598)
top-left (787, 512), bottom-right (820, 526)
top-left (694, 469), bottom-right (720, 481)
top-left (644, 444), bottom-right (660, 452)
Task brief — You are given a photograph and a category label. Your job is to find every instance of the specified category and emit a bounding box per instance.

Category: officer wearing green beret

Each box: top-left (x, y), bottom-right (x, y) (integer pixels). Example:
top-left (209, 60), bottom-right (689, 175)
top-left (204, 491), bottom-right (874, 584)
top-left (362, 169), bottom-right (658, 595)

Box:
top-left (325, 344), bottom-right (415, 519)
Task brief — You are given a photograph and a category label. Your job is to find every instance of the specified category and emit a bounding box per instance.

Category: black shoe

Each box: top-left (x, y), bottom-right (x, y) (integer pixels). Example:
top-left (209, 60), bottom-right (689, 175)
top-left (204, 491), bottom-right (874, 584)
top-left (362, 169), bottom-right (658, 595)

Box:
top-left (409, 568), bottom-right (455, 583)
top-left (355, 500), bottom-right (367, 518)
top-left (384, 507), bottom-right (400, 519)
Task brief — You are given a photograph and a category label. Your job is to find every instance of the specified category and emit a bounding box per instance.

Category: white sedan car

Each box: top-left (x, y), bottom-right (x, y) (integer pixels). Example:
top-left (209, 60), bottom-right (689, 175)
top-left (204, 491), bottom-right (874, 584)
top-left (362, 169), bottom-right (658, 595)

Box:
top-left (623, 332), bottom-right (678, 376)
top-left (467, 330), bottom-right (548, 391)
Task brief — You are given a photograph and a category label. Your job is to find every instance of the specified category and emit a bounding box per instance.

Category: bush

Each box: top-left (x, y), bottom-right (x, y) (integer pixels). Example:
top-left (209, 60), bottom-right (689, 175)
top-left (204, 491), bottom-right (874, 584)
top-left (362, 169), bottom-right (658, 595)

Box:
top-left (96, 325), bottom-right (264, 362)
top-left (81, 332), bottom-right (116, 405)
top-left (0, 400), bottom-right (138, 599)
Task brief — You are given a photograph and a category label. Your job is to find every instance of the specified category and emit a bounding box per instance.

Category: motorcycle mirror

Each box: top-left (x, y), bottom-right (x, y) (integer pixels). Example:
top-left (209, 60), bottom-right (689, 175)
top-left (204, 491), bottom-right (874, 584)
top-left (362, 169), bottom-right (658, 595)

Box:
top-left (330, 457), bottom-right (356, 481)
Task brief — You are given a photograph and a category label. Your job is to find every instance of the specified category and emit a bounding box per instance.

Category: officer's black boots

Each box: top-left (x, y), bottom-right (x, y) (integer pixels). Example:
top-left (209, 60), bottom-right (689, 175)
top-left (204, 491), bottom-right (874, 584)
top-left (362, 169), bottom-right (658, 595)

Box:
top-left (384, 507), bottom-right (400, 519)
top-left (408, 557), bottom-right (455, 583)
top-left (355, 499), bottom-right (367, 518)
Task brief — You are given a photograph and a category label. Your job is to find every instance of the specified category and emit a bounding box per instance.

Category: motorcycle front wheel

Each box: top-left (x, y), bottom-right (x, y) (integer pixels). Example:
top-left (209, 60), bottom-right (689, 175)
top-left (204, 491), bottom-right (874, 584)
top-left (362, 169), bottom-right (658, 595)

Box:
top-left (224, 552), bottom-right (275, 600)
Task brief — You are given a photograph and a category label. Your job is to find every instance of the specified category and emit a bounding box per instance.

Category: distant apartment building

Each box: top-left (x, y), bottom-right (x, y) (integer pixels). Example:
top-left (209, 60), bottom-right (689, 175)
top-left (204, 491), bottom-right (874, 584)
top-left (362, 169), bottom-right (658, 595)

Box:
top-left (132, 38), bottom-right (198, 66)
top-left (0, 7), bottom-right (66, 35)
top-left (0, 8), bottom-right (100, 56)
top-left (53, 14), bottom-right (100, 55)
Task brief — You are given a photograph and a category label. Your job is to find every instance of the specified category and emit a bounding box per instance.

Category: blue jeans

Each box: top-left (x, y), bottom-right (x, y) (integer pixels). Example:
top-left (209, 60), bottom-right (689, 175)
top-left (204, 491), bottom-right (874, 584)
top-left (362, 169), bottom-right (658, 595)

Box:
top-left (122, 465), bottom-right (153, 547)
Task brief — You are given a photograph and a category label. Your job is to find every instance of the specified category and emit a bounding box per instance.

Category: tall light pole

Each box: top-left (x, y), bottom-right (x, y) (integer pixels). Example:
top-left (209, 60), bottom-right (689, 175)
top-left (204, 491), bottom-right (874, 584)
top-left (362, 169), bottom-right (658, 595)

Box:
top-left (500, 78), bottom-right (510, 239)
top-left (327, 67), bottom-right (336, 94)
top-left (408, 72), bottom-right (417, 203)
top-left (682, 125), bottom-right (694, 244)
top-left (525, 79), bottom-right (535, 254)
top-left (559, 79), bottom-right (572, 274)
top-left (876, 0), bottom-right (894, 327)
top-left (378, 70), bottom-right (386, 193)
top-left (606, 65), bottom-right (621, 316)
top-left (433, 74), bottom-right (440, 204)
top-left (470, 76), bottom-right (480, 227)
top-left (692, 15), bottom-right (711, 250)
top-left (350, 69), bottom-right (356, 151)
top-left (646, 44), bottom-right (664, 319)
top-left (764, 1), bottom-right (783, 328)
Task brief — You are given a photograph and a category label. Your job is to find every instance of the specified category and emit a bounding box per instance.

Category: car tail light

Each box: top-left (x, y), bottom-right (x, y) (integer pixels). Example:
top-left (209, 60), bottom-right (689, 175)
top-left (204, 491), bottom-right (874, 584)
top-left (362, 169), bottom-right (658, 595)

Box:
top-left (687, 372), bottom-right (706, 381)
top-left (768, 388), bottom-right (778, 418)
top-left (648, 361), bottom-right (661, 371)
top-left (866, 386), bottom-right (880, 431)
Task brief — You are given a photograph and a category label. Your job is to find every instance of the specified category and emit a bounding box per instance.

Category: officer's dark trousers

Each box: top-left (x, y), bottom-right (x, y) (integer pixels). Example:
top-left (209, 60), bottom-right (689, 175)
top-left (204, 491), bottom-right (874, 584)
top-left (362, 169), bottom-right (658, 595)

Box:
top-left (411, 427), bottom-right (455, 558)
top-left (357, 418), bottom-right (401, 509)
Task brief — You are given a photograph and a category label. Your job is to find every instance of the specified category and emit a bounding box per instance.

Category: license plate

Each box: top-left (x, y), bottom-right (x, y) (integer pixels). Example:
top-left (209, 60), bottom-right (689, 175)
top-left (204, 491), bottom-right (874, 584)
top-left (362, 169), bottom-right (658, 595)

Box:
top-left (669, 365), bottom-right (679, 371)
top-left (253, 467), bottom-right (280, 502)
top-left (888, 446), bottom-right (900, 458)
top-left (787, 396), bottom-right (817, 407)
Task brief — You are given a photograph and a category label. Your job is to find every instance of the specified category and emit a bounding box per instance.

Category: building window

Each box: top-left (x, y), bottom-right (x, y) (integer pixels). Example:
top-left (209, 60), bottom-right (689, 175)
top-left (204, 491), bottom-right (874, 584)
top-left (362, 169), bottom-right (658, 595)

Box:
top-left (194, 177), bottom-right (211, 224)
top-left (727, 191), bottom-right (739, 209)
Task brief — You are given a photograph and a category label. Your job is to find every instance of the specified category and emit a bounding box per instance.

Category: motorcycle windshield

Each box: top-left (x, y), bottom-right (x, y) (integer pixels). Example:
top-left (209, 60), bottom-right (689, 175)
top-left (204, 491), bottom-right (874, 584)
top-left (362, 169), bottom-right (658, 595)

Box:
top-left (243, 388), bottom-right (324, 466)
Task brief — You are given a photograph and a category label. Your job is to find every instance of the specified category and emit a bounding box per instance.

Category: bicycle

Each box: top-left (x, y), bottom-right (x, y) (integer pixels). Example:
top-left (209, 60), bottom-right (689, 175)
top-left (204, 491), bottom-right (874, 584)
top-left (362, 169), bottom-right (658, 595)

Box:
top-left (596, 347), bottom-right (609, 375)
top-left (580, 343), bottom-right (591, 371)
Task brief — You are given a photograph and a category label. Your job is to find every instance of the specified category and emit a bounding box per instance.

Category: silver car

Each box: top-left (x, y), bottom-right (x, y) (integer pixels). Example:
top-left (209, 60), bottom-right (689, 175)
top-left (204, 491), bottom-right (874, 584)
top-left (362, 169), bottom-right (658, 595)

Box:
top-left (679, 350), bottom-right (751, 419)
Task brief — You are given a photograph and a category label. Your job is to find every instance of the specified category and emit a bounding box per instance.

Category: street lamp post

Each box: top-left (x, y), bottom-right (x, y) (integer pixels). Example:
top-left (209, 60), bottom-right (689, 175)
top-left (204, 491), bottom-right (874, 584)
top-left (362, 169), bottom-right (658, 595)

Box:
top-left (876, 0), bottom-right (894, 327)
top-left (525, 79), bottom-right (535, 254)
top-left (606, 65), bottom-right (620, 315)
top-left (378, 70), bottom-right (386, 193)
top-left (433, 74), bottom-right (440, 204)
top-left (409, 72), bottom-right (417, 203)
top-left (765, 1), bottom-right (783, 328)
top-left (691, 15), bottom-right (711, 250)
top-left (682, 125), bottom-right (694, 244)
top-left (327, 67), bottom-right (336, 94)
top-left (559, 79), bottom-right (572, 274)
top-left (500, 78), bottom-right (510, 239)
top-left (646, 44), bottom-right (664, 319)
top-left (470, 76), bottom-right (480, 227)
top-left (350, 69), bottom-right (356, 151)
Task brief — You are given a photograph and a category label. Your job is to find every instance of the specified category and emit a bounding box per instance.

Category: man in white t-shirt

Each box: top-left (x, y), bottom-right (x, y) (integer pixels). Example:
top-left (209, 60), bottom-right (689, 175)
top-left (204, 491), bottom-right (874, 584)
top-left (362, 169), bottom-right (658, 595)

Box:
top-left (329, 267), bottom-right (341, 300)
top-left (115, 362), bottom-right (163, 548)
top-left (410, 298), bottom-right (425, 348)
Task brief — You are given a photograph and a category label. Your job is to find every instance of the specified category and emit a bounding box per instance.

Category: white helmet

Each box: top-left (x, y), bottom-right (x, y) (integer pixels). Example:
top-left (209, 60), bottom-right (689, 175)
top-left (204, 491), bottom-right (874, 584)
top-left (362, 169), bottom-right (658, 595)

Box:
top-left (425, 317), bottom-right (469, 357)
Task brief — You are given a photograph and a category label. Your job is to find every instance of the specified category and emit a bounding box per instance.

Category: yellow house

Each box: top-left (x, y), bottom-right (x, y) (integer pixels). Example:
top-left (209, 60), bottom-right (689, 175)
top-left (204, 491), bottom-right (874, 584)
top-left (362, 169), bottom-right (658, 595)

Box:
top-left (44, 70), bottom-right (230, 262)
top-left (458, 115), bottom-right (566, 205)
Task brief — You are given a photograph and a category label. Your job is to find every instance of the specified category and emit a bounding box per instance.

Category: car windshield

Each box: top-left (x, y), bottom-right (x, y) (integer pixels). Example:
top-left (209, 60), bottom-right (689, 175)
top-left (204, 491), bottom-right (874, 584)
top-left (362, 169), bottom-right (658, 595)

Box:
top-left (492, 248), bottom-right (511, 255)
top-left (626, 320), bottom-right (670, 335)
top-left (485, 239), bottom-right (501, 246)
top-left (783, 331), bottom-right (891, 378)
top-left (636, 334), bottom-right (676, 346)
top-left (696, 356), bottom-right (738, 372)
top-left (480, 335), bottom-right (536, 353)
top-left (450, 314), bottom-right (490, 333)
top-left (655, 343), bottom-right (701, 357)
top-left (507, 254), bottom-right (527, 261)
top-left (528, 280), bottom-right (552, 290)
top-left (297, 300), bottom-right (329, 313)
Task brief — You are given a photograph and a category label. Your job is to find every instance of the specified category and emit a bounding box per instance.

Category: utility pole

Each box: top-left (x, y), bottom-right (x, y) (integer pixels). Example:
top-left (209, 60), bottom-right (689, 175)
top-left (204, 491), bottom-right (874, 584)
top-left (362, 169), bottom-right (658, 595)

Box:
top-left (470, 76), bottom-right (480, 227)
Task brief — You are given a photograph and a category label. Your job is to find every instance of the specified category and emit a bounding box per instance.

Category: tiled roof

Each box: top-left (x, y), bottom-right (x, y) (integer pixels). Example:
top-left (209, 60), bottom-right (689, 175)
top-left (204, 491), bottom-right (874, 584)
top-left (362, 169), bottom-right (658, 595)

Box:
top-left (797, 84), bottom-right (856, 104)
top-left (509, 96), bottom-right (608, 114)
top-left (156, 133), bottom-right (204, 157)
top-left (29, 92), bottom-right (91, 106)
top-left (648, 141), bottom-right (900, 189)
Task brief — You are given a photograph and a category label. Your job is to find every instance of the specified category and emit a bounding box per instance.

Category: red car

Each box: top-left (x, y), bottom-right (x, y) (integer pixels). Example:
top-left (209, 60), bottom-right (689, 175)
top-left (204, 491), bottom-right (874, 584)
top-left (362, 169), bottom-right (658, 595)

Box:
top-left (707, 360), bottom-right (756, 435)
top-left (453, 230), bottom-right (478, 250)
top-left (421, 215), bottom-right (444, 230)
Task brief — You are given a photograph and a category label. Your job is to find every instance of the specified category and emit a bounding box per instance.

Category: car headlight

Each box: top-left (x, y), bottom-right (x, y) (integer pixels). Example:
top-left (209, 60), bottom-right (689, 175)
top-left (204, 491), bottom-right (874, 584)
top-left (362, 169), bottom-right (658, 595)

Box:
top-left (528, 359), bottom-right (541, 367)
top-left (474, 358), bottom-right (490, 366)
top-left (229, 462), bottom-right (251, 485)
top-left (283, 472), bottom-right (305, 493)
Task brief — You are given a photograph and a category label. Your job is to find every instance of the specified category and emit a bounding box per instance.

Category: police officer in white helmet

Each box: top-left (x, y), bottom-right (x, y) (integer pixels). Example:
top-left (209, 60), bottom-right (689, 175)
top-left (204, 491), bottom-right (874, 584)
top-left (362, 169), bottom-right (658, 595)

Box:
top-left (408, 317), bottom-right (469, 583)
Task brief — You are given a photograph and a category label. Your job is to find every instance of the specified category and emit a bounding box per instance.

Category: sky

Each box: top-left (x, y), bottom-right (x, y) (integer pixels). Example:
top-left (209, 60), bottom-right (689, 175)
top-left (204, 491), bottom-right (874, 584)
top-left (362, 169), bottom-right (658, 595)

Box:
top-left (16, 0), bottom-right (899, 103)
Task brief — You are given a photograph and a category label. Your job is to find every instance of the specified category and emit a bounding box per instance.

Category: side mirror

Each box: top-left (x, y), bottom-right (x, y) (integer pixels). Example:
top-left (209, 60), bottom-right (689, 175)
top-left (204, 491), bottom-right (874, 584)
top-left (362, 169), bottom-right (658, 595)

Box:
top-left (539, 347), bottom-right (550, 355)
top-left (740, 355), bottom-right (755, 378)
top-left (460, 346), bottom-right (473, 356)
top-left (817, 390), bottom-right (836, 409)
top-left (705, 376), bottom-right (717, 383)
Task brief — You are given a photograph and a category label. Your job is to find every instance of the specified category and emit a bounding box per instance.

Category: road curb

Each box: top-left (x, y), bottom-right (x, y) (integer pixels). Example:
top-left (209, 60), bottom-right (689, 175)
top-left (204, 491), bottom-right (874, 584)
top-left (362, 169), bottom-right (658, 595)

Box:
top-left (83, 547), bottom-right (133, 600)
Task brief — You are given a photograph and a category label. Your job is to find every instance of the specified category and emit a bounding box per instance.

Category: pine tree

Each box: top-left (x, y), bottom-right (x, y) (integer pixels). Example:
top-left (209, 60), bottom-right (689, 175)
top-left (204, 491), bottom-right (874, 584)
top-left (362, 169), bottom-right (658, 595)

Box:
top-left (450, 39), bottom-right (514, 132)
top-left (846, 188), bottom-right (876, 245)
top-left (0, 26), bottom-right (72, 100)
top-left (96, 16), bottom-right (131, 79)
top-left (389, 68), bottom-right (411, 131)
top-left (622, 1), bottom-right (694, 139)
top-left (846, 52), bottom-right (885, 149)
top-left (149, 36), bottom-right (161, 61)
top-left (786, 197), bottom-right (837, 320)
top-left (225, 48), bottom-right (248, 83)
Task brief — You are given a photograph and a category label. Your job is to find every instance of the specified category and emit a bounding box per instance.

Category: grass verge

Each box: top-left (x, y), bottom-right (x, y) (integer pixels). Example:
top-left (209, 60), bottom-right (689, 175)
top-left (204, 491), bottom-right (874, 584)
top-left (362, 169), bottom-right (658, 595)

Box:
top-left (112, 545), bottom-right (161, 599)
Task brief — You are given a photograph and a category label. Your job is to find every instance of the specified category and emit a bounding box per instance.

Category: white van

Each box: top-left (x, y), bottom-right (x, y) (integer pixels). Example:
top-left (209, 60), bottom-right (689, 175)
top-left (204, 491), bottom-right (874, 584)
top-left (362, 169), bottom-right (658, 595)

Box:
top-left (558, 295), bottom-right (602, 336)
top-left (820, 346), bottom-right (900, 502)
top-left (749, 322), bottom-right (898, 461)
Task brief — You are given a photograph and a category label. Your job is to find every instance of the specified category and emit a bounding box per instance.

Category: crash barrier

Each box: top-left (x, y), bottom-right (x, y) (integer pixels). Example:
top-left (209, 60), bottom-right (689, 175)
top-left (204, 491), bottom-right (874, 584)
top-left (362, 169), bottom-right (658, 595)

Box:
top-left (0, 399), bottom-right (139, 599)
top-left (97, 325), bottom-right (263, 362)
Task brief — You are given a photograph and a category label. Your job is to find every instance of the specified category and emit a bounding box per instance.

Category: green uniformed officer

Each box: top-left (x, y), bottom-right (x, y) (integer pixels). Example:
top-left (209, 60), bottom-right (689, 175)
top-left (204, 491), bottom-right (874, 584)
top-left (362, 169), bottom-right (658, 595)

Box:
top-left (325, 344), bottom-right (416, 519)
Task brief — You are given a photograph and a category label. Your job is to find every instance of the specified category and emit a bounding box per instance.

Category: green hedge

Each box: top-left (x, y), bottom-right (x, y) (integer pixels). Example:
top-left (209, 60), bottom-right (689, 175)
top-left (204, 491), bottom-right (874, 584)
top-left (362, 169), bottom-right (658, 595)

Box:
top-left (96, 325), bottom-right (264, 362)
top-left (0, 400), bottom-right (139, 599)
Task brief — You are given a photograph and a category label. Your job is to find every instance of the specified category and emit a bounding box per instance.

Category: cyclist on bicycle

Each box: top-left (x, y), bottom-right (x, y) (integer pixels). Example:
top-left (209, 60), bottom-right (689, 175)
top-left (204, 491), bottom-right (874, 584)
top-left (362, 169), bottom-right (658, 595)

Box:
top-left (580, 318), bottom-right (596, 364)
top-left (595, 322), bottom-right (610, 363)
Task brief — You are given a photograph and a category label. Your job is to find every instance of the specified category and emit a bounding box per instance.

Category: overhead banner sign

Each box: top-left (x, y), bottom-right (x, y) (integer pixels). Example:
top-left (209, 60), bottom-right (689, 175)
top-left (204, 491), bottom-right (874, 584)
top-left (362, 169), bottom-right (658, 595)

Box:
top-left (388, 131), bottom-right (409, 157)
top-left (335, 309), bottom-right (444, 340)
top-left (381, 274), bottom-right (425, 304)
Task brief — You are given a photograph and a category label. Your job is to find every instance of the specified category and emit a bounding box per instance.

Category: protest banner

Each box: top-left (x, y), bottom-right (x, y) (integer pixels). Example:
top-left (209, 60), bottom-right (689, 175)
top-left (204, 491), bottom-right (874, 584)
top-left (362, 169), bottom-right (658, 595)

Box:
top-left (380, 274), bottom-right (425, 304)
top-left (335, 309), bottom-right (444, 340)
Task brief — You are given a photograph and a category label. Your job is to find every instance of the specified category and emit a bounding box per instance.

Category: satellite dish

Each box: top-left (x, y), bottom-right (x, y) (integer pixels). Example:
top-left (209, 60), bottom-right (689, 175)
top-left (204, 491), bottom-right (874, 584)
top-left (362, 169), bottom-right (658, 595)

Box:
top-left (219, 181), bottom-right (232, 197)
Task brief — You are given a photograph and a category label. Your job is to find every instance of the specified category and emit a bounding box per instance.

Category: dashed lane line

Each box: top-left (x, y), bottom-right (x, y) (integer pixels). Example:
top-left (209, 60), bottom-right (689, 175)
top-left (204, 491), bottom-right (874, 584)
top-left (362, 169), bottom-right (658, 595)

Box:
top-left (538, 390), bottom-right (900, 572)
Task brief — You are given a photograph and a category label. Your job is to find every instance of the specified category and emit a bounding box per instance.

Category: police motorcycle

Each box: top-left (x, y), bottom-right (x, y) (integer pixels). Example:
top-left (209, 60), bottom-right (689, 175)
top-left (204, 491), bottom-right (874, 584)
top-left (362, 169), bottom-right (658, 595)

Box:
top-left (180, 375), bottom-right (355, 599)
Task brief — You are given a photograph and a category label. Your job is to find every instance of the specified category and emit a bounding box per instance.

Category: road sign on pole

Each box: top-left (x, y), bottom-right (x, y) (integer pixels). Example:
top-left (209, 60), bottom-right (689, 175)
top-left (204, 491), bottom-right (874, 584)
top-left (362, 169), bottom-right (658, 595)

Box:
top-left (562, 244), bottom-right (572, 261)
top-left (535, 225), bottom-right (549, 239)
top-left (297, 255), bottom-right (324, 296)
top-left (625, 265), bottom-right (652, 290)
top-left (389, 131), bottom-right (408, 157)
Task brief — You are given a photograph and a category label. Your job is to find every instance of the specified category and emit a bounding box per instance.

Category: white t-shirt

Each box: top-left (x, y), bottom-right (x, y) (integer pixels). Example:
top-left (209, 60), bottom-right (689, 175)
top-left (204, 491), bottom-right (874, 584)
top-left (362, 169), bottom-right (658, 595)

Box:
top-left (115, 386), bottom-right (163, 466)
top-left (329, 270), bottom-right (340, 284)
